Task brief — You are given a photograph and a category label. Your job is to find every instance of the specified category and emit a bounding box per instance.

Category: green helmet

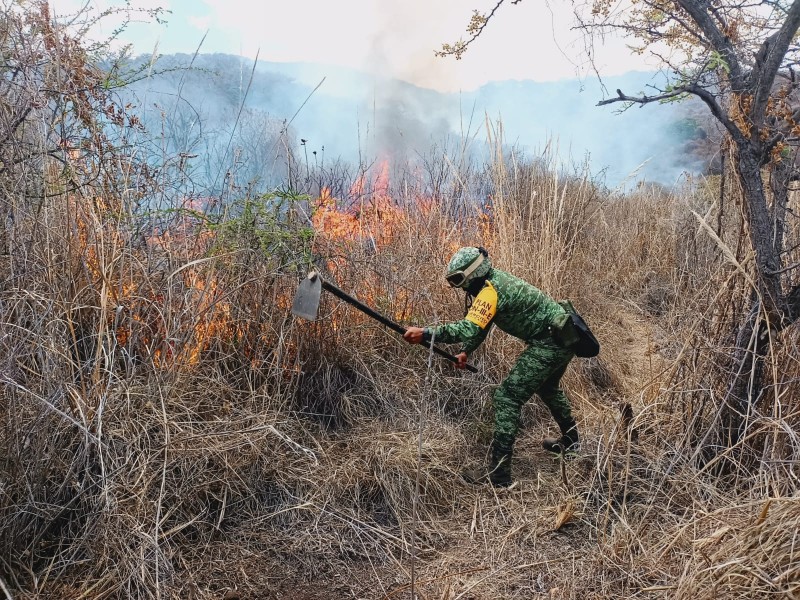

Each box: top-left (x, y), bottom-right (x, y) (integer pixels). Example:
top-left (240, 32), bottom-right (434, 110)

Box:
top-left (446, 247), bottom-right (492, 288)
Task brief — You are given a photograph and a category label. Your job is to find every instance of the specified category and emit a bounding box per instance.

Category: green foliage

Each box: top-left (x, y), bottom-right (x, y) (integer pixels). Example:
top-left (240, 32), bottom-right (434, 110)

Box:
top-left (660, 82), bottom-right (692, 104)
top-left (708, 51), bottom-right (730, 75)
top-left (210, 190), bottom-right (315, 271)
top-left (658, 52), bottom-right (729, 105)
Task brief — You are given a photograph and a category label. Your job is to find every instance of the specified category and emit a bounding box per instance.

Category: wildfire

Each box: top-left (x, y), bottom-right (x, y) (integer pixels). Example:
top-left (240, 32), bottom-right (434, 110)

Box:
top-left (308, 167), bottom-right (401, 329)
top-left (309, 163), bottom-right (455, 328)
top-left (66, 159), bottom-right (495, 375)
top-left (69, 193), bottom-right (247, 371)
top-left (312, 191), bottom-right (404, 251)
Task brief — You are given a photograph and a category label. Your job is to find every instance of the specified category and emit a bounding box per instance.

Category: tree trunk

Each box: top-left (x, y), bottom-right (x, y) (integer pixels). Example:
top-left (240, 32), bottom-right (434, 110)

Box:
top-left (720, 143), bottom-right (788, 454)
top-left (735, 145), bottom-right (784, 321)
top-left (719, 141), bottom-right (800, 460)
top-left (723, 297), bottom-right (768, 453)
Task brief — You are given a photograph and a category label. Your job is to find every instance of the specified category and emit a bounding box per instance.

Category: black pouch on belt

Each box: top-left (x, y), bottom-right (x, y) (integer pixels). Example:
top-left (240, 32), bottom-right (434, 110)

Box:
top-left (552, 300), bottom-right (600, 358)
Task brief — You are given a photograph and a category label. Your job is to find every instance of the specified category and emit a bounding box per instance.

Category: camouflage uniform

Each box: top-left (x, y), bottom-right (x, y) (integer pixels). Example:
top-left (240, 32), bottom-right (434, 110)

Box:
top-left (427, 267), bottom-right (576, 451)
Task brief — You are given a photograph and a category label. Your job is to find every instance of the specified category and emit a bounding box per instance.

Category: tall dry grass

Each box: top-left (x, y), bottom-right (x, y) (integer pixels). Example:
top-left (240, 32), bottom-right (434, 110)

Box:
top-left (3, 132), bottom-right (798, 600)
top-left (0, 6), bottom-right (798, 594)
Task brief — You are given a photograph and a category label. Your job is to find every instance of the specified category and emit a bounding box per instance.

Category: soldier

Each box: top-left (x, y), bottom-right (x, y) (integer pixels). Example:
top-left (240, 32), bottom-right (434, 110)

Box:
top-left (403, 246), bottom-right (580, 487)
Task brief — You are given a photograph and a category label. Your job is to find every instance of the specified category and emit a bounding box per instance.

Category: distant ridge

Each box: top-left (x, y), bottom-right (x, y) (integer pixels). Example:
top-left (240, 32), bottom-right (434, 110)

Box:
top-left (124, 53), bottom-right (712, 187)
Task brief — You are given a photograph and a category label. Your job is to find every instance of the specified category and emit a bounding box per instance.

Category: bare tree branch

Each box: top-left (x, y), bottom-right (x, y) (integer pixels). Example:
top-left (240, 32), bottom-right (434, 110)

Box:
top-left (750, 0), bottom-right (800, 121)
top-left (435, 0), bottom-right (509, 59)
top-left (597, 82), bottom-right (744, 140)
top-left (596, 87), bottom-right (691, 106)
top-left (675, 0), bottom-right (747, 87)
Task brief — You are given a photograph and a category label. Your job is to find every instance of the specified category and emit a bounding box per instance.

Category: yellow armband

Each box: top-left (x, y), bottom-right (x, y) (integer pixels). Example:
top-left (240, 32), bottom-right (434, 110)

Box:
top-left (465, 282), bottom-right (497, 329)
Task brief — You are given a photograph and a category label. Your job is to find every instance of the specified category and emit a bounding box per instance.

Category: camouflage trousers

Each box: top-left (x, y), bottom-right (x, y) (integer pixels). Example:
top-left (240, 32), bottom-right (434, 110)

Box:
top-left (492, 341), bottom-right (574, 449)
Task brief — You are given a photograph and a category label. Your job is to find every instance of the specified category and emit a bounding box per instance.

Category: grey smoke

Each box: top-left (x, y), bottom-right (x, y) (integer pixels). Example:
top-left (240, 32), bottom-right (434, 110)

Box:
top-left (122, 54), bottom-right (709, 192)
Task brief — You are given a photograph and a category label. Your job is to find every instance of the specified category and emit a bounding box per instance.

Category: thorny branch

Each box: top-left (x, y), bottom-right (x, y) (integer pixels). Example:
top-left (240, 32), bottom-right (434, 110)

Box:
top-left (436, 0), bottom-right (518, 59)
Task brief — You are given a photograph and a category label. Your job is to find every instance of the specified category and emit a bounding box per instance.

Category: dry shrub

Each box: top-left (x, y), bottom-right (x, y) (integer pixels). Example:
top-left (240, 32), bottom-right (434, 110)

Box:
top-left (671, 497), bottom-right (799, 598)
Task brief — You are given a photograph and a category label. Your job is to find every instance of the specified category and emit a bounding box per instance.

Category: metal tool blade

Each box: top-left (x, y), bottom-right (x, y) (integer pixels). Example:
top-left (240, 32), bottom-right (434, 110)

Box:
top-left (291, 275), bottom-right (322, 320)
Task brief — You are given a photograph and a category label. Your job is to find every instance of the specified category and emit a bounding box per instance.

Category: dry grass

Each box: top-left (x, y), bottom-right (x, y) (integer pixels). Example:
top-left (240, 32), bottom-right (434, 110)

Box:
top-left (5, 3), bottom-right (799, 599)
top-left (1, 126), bottom-right (799, 600)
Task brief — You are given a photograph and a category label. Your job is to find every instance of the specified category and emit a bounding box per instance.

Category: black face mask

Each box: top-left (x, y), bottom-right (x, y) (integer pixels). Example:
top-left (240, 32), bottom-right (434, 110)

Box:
top-left (464, 276), bottom-right (487, 297)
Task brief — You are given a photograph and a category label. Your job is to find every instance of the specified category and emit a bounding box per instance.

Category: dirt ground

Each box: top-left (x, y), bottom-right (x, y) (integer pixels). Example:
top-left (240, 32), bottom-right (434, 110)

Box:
top-left (170, 439), bottom-right (617, 600)
top-left (170, 315), bottom-right (665, 600)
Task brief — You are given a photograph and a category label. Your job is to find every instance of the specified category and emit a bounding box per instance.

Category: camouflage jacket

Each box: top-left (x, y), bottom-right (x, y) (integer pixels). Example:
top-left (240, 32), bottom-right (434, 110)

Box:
top-left (426, 268), bottom-right (566, 355)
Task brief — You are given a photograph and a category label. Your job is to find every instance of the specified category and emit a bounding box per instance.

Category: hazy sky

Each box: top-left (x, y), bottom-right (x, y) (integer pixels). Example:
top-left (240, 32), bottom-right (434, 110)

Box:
top-left (50, 0), bottom-right (655, 92)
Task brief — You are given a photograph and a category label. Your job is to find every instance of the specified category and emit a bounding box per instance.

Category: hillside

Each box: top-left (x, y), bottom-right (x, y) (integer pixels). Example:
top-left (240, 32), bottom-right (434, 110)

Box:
top-left (121, 54), bottom-right (715, 190)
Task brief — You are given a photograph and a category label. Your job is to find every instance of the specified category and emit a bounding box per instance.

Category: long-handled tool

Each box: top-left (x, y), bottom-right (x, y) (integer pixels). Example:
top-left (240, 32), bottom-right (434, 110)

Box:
top-left (291, 271), bottom-right (478, 373)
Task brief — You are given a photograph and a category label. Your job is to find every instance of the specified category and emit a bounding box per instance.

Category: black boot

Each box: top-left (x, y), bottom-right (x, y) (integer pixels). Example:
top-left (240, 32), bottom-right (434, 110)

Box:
top-left (542, 418), bottom-right (580, 457)
top-left (462, 440), bottom-right (513, 487)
